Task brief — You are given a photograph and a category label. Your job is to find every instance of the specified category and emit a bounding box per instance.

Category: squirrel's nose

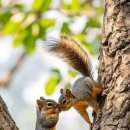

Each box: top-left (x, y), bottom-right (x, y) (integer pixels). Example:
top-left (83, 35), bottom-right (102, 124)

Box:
top-left (55, 108), bottom-right (60, 113)
top-left (55, 105), bottom-right (61, 113)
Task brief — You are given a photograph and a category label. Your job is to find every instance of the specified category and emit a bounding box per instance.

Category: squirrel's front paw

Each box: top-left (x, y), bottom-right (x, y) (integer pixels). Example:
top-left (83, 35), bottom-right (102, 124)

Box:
top-left (89, 123), bottom-right (93, 130)
top-left (95, 111), bottom-right (102, 122)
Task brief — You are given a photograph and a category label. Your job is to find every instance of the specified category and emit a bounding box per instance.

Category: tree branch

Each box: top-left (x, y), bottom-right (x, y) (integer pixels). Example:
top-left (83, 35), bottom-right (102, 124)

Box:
top-left (0, 96), bottom-right (19, 130)
top-left (0, 52), bottom-right (26, 88)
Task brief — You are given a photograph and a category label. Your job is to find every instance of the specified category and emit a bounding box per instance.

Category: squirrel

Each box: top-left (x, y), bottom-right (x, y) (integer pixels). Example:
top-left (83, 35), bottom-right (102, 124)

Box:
top-left (44, 35), bottom-right (103, 127)
top-left (36, 97), bottom-right (60, 130)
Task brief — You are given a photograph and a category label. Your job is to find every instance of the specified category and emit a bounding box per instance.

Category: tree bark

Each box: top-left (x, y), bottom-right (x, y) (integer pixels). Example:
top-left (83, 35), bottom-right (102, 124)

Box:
top-left (0, 96), bottom-right (19, 130)
top-left (93, 0), bottom-right (130, 130)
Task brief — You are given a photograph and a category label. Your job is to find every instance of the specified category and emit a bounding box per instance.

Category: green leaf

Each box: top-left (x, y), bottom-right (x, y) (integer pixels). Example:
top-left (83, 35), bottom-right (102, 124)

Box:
top-left (38, 25), bottom-right (46, 39)
top-left (45, 68), bottom-right (61, 95)
top-left (2, 21), bottom-right (21, 35)
top-left (71, 0), bottom-right (79, 10)
top-left (13, 30), bottom-right (27, 47)
top-left (42, 0), bottom-right (52, 13)
top-left (76, 34), bottom-right (85, 41)
top-left (61, 22), bottom-right (72, 35)
top-left (32, 0), bottom-right (52, 13)
top-left (81, 41), bottom-right (98, 56)
top-left (0, 11), bottom-right (12, 29)
top-left (96, 6), bottom-right (104, 16)
top-left (24, 41), bottom-right (36, 54)
top-left (45, 76), bottom-right (60, 96)
top-left (23, 29), bottom-right (36, 54)
top-left (64, 82), bottom-right (71, 89)
top-left (32, 23), bottom-right (40, 37)
top-left (61, 3), bottom-right (71, 9)
top-left (87, 18), bottom-right (101, 28)
top-left (68, 70), bottom-right (78, 78)
top-left (51, 68), bottom-right (61, 78)
top-left (13, 4), bottom-right (25, 11)
top-left (32, 0), bottom-right (44, 11)
top-left (39, 18), bottom-right (55, 28)
top-left (38, 21), bottom-right (53, 39)
top-left (0, 0), bottom-right (2, 6)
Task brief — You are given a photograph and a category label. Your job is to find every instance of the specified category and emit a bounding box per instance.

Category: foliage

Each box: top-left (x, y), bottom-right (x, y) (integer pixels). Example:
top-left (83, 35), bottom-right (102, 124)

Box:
top-left (45, 69), bottom-right (61, 95)
top-left (0, 0), bottom-right (104, 95)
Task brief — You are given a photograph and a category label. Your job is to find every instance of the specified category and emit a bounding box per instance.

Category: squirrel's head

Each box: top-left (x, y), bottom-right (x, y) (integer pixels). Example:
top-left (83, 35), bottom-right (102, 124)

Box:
top-left (58, 88), bottom-right (75, 111)
top-left (37, 96), bottom-right (60, 126)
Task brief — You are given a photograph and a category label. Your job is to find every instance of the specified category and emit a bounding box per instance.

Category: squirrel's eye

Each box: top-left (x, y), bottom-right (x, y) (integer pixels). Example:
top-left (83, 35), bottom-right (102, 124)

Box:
top-left (62, 99), bottom-right (66, 104)
top-left (47, 102), bottom-right (53, 107)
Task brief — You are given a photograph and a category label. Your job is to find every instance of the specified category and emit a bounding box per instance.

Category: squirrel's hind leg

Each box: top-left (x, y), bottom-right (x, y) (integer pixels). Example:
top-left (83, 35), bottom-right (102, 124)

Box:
top-left (73, 105), bottom-right (92, 128)
top-left (87, 95), bottom-right (102, 122)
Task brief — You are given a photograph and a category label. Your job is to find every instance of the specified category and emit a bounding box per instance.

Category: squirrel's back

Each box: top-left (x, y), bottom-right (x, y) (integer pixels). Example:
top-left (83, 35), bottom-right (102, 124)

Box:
top-left (72, 77), bottom-right (92, 98)
top-left (44, 35), bottom-right (92, 77)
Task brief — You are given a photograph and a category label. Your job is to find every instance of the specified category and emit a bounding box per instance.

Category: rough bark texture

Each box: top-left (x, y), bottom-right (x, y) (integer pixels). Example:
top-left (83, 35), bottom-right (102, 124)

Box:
top-left (93, 0), bottom-right (130, 130)
top-left (0, 96), bottom-right (19, 130)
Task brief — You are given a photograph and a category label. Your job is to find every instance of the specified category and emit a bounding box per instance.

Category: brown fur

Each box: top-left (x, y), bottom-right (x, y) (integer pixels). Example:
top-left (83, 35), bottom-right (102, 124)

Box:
top-left (36, 97), bottom-right (60, 130)
top-left (45, 35), bottom-right (103, 127)
top-left (47, 35), bottom-right (92, 77)
top-left (58, 80), bottom-right (103, 127)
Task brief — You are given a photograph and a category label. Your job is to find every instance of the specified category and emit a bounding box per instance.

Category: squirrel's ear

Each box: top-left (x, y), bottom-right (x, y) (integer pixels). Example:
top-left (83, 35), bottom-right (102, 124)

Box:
top-left (66, 89), bottom-right (75, 98)
top-left (40, 96), bottom-right (46, 101)
top-left (37, 99), bottom-right (44, 111)
top-left (60, 88), bottom-right (64, 94)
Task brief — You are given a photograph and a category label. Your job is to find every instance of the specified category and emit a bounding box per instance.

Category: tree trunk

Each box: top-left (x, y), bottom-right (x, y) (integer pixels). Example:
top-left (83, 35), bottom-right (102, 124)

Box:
top-left (93, 0), bottom-right (130, 130)
top-left (0, 96), bottom-right (19, 130)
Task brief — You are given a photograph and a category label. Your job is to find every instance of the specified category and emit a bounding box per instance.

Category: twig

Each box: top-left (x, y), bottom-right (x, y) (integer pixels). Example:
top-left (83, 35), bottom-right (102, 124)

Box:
top-left (0, 52), bottom-right (26, 87)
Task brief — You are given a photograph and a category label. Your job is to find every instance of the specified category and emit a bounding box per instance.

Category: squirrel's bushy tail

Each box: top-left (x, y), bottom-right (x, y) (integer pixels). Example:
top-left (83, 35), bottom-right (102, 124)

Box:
top-left (44, 35), bottom-right (92, 77)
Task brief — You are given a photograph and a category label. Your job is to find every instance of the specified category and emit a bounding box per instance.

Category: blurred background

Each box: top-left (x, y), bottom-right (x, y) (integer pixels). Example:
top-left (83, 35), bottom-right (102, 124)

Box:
top-left (0, 0), bottom-right (104, 129)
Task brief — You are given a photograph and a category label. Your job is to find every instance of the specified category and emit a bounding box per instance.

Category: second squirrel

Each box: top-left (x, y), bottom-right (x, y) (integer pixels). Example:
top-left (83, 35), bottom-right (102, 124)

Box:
top-left (36, 97), bottom-right (60, 130)
top-left (45, 35), bottom-right (103, 127)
